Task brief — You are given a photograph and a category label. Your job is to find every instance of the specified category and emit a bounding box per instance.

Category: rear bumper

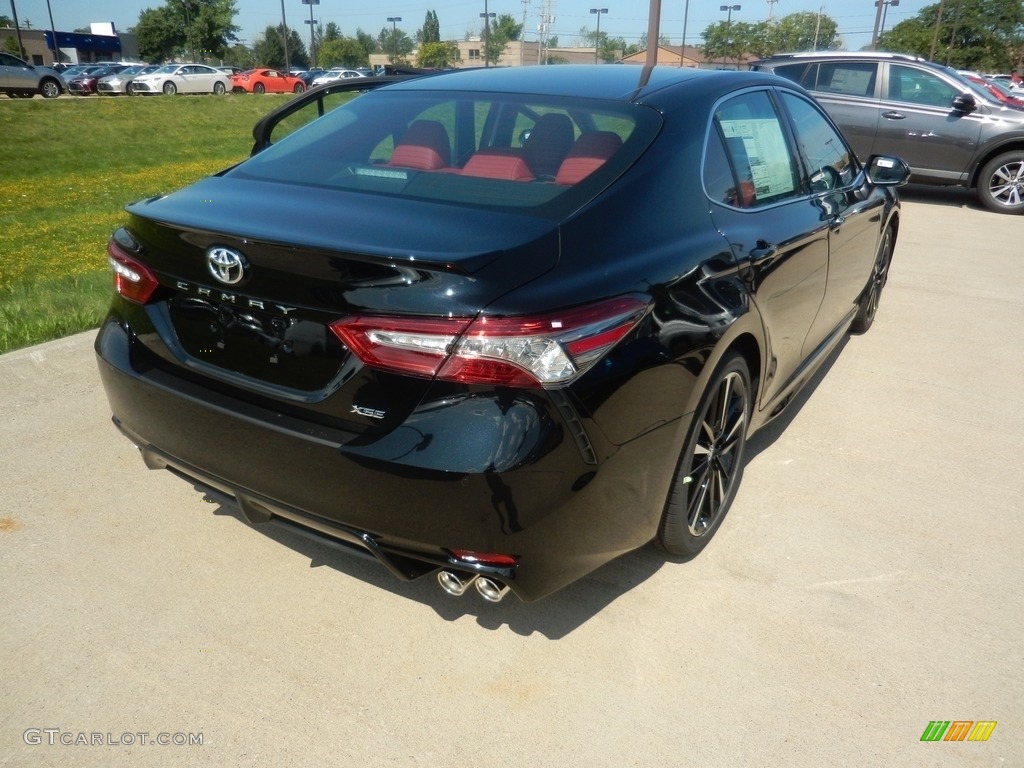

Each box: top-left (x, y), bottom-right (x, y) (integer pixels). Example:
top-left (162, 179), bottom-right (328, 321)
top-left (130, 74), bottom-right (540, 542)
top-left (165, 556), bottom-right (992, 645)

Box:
top-left (95, 318), bottom-right (663, 601)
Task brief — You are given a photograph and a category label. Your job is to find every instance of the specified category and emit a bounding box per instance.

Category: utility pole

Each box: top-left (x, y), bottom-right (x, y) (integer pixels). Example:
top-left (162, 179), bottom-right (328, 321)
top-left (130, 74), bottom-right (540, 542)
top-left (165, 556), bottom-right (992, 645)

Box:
top-left (870, 0), bottom-right (884, 49)
top-left (280, 0), bottom-right (290, 73)
top-left (929, 0), bottom-right (945, 60)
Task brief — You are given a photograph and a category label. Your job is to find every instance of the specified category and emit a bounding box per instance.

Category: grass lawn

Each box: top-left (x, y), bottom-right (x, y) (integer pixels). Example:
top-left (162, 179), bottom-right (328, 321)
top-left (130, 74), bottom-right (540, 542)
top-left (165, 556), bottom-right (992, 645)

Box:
top-left (0, 93), bottom-right (296, 354)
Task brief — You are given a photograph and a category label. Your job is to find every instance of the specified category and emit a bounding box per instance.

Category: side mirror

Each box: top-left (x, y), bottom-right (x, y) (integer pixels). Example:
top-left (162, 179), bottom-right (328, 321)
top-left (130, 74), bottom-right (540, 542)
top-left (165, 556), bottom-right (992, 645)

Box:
top-left (865, 155), bottom-right (910, 187)
top-left (951, 93), bottom-right (977, 113)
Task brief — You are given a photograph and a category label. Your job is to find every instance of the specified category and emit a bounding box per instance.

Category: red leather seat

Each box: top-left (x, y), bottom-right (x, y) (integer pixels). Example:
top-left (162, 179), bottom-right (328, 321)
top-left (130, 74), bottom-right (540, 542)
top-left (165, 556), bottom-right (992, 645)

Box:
top-left (388, 120), bottom-right (451, 170)
top-left (554, 131), bottom-right (623, 185)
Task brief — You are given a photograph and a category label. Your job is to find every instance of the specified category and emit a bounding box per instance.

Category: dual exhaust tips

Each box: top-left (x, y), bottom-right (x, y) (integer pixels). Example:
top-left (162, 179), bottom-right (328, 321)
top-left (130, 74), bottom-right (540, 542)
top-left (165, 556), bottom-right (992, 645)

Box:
top-left (437, 570), bottom-right (511, 603)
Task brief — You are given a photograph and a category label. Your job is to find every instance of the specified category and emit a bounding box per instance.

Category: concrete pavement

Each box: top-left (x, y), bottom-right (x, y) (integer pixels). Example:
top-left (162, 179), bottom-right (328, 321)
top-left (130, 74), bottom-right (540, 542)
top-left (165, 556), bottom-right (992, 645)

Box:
top-left (1, 187), bottom-right (1021, 766)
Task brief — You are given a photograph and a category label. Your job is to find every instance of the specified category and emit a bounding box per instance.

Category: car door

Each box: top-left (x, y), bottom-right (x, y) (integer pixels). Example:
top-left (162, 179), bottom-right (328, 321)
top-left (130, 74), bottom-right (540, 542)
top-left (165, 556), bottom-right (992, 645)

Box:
top-left (769, 60), bottom-right (881, 163)
top-left (0, 52), bottom-right (29, 89)
top-left (875, 63), bottom-right (984, 183)
top-left (180, 65), bottom-right (208, 93)
top-left (704, 89), bottom-right (831, 408)
top-left (776, 89), bottom-right (885, 352)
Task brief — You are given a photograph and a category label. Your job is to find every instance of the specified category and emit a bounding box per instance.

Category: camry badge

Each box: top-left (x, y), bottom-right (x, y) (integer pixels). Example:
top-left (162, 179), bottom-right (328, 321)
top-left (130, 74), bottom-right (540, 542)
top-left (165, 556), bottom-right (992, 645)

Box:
top-left (206, 246), bottom-right (248, 285)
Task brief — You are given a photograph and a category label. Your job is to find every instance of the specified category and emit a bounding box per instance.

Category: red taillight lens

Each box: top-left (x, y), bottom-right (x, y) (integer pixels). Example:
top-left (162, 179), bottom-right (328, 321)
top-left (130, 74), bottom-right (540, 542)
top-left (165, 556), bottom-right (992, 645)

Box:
top-left (329, 296), bottom-right (647, 388)
top-left (448, 549), bottom-right (519, 568)
top-left (107, 240), bottom-right (158, 304)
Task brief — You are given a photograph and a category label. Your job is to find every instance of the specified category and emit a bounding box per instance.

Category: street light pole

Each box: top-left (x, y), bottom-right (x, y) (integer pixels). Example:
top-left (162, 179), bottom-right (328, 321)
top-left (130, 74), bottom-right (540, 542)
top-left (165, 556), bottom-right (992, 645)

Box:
top-left (479, 0), bottom-right (495, 67)
top-left (878, 0), bottom-right (900, 41)
top-left (387, 16), bottom-right (402, 63)
top-left (280, 0), bottom-right (290, 73)
top-left (590, 9), bottom-right (607, 64)
top-left (302, 0), bottom-right (320, 69)
top-left (680, 0), bottom-right (690, 67)
top-left (719, 5), bottom-right (740, 68)
top-left (479, 4), bottom-right (495, 67)
top-left (177, 0), bottom-right (196, 62)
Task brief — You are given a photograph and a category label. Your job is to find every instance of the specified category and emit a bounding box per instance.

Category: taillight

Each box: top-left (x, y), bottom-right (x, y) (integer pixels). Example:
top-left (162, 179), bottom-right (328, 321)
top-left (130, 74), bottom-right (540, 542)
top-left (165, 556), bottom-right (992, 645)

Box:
top-left (329, 296), bottom-right (647, 388)
top-left (107, 239), bottom-right (158, 304)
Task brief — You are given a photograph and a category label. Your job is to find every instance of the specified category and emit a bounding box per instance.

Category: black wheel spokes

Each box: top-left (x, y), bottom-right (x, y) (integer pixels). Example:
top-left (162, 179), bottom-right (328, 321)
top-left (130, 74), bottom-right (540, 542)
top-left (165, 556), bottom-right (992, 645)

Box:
top-left (686, 371), bottom-right (747, 537)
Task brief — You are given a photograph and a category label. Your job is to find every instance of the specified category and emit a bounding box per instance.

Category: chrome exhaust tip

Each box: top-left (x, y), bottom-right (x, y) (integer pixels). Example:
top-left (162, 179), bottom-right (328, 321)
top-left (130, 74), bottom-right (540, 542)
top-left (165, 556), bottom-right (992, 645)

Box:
top-left (474, 576), bottom-right (511, 603)
top-left (437, 570), bottom-right (477, 597)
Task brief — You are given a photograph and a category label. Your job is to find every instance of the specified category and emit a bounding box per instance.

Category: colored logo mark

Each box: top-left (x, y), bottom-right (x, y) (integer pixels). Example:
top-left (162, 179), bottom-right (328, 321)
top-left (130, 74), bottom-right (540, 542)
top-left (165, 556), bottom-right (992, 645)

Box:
top-left (921, 721), bottom-right (997, 742)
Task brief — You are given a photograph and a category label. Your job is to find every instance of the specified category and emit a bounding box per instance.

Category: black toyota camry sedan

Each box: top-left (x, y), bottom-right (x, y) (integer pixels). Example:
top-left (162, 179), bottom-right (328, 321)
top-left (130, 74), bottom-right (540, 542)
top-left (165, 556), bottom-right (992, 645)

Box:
top-left (96, 66), bottom-right (909, 602)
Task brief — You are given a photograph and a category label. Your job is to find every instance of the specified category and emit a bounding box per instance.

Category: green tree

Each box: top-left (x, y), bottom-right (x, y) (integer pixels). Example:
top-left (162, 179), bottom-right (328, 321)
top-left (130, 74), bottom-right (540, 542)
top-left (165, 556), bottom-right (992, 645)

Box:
top-left (225, 41), bottom-right (255, 68)
top-left (702, 20), bottom-right (760, 65)
top-left (418, 11), bottom-right (440, 45)
top-left (580, 25), bottom-right (627, 62)
top-left (0, 15), bottom-right (14, 27)
top-left (323, 22), bottom-right (341, 43)
top-left (3, 35), bottom-right (27, 58)
top-left (378, 25), bottom-right (414, 63)
top-left (355, 29), bottom-right (377, 58)
top-left (135, 0), bottom-right (239, 62)
top-left (767, 11), bottom-right (840, 52)
top-left (482, 13), bottom-right (521, 65)
top-left (879, 0), bottom-right (1024, 71)
top-left (319, 37), bottom-right (370, 68)
top-left (136, 5), bottom-right (185, 61)
top-left (417, 40), bottom-right (459, 68)
top-left (253, 24), bottom-right (309, 69)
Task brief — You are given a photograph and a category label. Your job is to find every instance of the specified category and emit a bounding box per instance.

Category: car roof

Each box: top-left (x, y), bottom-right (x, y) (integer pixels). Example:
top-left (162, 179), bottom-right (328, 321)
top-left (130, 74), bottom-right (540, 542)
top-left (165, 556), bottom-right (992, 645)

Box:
top-left (757, 51), bottom-right (930, 64)
top-left (385, 65), bottom-right (780, 103)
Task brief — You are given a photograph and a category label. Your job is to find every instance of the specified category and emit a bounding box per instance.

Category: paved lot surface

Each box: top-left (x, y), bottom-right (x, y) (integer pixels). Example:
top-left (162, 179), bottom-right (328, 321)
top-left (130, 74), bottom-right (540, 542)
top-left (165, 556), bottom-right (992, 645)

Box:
top-left (1, 187), bottom-right (1021, 767)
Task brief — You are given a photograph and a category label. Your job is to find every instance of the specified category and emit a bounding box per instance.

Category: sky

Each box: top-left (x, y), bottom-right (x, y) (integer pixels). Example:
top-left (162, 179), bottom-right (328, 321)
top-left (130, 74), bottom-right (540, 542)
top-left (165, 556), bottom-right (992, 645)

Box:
top-left (9, 0), bottom-right (934, 54)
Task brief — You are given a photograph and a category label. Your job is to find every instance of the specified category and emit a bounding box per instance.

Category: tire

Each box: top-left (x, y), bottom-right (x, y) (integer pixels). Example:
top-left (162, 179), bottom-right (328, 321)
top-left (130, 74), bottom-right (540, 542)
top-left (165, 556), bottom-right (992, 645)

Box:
top-left (293, 82), bottom-right (305, 94)
top-left (977, 151), bottom-right (1024, 215)
top-left (253, 83), bottom-right (265, 94)
top-left (658, 352), bottom-right (752, 557)
top-left (163, 81), bottom-right (177, 96)
top-left (850, 224), bottom-right (894, 334)
top-left (40, 79), bottom-right (61, 98)
top-left (213, 81), bottom-right (226, 95)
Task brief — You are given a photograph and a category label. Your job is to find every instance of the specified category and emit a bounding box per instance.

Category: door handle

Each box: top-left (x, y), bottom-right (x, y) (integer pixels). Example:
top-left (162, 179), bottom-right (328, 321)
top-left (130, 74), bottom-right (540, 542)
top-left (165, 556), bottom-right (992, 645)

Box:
top-left (881, 111), bottom-right (906, 120)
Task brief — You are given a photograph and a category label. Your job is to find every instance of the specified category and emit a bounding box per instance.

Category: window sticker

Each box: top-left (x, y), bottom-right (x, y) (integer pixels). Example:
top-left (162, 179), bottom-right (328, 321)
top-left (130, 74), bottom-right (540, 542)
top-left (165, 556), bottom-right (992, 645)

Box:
top-left (719, 118), bottom-right (795, 199)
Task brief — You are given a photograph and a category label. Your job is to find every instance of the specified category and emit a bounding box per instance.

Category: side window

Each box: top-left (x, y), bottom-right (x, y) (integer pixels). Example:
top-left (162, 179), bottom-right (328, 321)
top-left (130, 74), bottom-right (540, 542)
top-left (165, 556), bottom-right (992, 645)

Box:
top-left (703, 129), bottom-right (742, 207)
top-left (711, 91), bottom-right (798, 209)
top-left (887, 64), bottom-right (957, 108)
top-left (779, 91), bottom-right (856, 192)
top-left (816, 62), bottom-right (876, 97)
top-left (771, 63), bottom-right (817, 90)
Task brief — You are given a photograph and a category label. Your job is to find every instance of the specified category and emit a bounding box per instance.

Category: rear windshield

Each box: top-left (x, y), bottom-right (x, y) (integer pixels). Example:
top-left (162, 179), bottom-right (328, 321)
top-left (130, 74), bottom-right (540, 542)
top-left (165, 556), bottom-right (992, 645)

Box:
top-left (227, 88), bottom-right (660, 216)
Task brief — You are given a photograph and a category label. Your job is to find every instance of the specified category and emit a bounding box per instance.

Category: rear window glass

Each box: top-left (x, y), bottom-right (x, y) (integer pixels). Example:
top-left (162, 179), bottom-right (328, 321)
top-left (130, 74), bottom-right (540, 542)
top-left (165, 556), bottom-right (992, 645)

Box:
top-left (227, 88), bottom-right (660, 216)
top-left (773, 61), bottom-right (876, 98)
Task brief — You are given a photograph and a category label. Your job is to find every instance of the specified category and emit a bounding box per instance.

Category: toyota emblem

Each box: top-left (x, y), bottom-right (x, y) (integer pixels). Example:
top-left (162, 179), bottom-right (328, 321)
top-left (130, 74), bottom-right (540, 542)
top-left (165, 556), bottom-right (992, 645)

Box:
top-left (206, 246), bottom-right (248, 285)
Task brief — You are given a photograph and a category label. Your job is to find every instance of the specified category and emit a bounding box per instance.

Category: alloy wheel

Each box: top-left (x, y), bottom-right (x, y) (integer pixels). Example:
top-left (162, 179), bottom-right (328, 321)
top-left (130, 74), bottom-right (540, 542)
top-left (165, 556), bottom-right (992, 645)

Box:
top-left (987, 158), bottom-right (1024, 208)
top-left (685, 370), bottom-right (749, 537)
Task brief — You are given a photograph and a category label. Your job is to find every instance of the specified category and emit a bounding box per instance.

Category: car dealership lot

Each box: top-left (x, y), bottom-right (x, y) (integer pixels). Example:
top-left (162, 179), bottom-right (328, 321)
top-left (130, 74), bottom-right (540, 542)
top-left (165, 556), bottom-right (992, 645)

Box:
top-left (1, 191), bottom-right (1021, 766)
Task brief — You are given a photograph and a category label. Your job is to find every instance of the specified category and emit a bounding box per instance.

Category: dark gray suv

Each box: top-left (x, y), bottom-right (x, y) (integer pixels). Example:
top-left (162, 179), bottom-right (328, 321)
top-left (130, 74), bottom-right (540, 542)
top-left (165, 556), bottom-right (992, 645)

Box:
top-left (753, 51), bottom-right (1024, 214)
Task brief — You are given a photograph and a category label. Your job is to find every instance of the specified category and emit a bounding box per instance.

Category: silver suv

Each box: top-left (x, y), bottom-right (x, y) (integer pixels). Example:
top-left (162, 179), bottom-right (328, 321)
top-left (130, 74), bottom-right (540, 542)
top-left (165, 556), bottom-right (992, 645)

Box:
top-left (0, 52), bottom-right (66, 98)
top-left (752, 51), bottom-right (1024, 214)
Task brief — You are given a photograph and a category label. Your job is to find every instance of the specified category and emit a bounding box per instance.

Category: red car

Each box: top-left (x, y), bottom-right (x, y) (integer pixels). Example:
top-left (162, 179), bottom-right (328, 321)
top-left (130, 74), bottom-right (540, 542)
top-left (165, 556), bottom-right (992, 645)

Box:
top-left (959, 71), bottom-right (1024, 109)
top-left (230, 68), bottom-right (306, 94)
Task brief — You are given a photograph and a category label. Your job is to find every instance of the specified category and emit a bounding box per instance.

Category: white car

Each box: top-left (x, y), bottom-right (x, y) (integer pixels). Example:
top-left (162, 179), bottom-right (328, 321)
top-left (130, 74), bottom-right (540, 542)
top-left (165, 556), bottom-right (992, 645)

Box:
top-left (130, 64), bottom-right (230, 96)
top-left (311, 69), bottom-right (368, 87)
top-left (97, 65), bottom-right (160, 95)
